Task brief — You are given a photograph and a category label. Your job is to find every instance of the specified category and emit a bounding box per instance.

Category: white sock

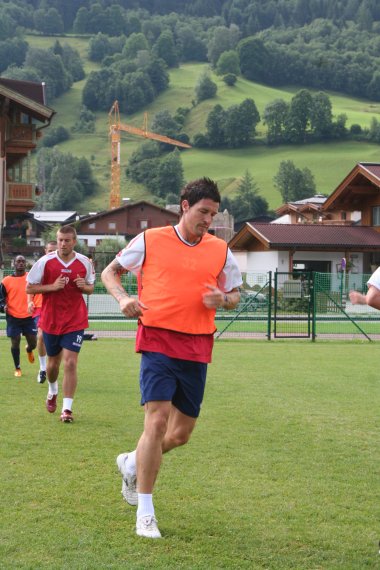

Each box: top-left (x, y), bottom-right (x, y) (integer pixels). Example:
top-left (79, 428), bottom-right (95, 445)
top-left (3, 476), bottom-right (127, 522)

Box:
top-left (38, 355), bottom-right (46, 370)
top-left (62, 398), bottom-right (73, 412)
top-left (125, 450), bottom-right (137, 475)
top-left (137, 493), bottom-right (155, 518)
top-left (48, 381), bottom-right (58, 396)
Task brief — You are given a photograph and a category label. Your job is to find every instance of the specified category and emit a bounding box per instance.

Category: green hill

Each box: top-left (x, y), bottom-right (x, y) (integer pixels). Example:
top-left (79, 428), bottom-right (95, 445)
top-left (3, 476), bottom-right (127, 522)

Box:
top-left (27, 34), bottom-right (380, 213)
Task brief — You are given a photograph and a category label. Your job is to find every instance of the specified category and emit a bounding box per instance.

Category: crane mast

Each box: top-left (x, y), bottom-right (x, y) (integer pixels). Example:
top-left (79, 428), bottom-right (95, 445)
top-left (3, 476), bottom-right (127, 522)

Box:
top-left (108, 100), bottom-right (191, 209)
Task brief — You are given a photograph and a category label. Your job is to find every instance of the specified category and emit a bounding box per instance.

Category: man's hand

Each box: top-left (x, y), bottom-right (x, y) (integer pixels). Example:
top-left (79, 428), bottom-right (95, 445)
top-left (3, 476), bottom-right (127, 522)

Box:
top-left (74, 274), bottom-right (86, 290)
top-left (203, 284), bottom-right (224, 309)
top-left (349, 290), bottom-right (366, 305)
top-left (27, 300), bottom-right (35, 314)
top-left (119, 296), bottom-right (148, 318)
top-left (53, 275), bottom-right (66, 290)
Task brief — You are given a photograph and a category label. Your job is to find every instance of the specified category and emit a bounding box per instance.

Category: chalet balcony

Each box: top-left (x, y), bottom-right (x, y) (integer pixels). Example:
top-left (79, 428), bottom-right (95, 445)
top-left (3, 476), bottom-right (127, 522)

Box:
top-left (6, 124), bottom-right (36, 149)
top-left (6, 182), bottom-right (36, 212)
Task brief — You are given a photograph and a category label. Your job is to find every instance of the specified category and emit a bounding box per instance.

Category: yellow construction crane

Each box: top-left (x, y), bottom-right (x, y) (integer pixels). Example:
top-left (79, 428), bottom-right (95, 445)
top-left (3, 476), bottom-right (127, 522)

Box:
top-left (108, 100), bottom-right (191, 209)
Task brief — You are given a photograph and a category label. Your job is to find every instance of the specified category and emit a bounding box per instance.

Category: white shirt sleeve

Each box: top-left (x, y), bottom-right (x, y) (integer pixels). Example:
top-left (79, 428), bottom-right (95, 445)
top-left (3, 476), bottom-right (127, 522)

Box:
top-left (77, 254), bottom-right (96, 284)
top-left (116, 232), bottom-right (145, 274)
top-left (217, 248), bottom-right (243, 292)
top-left (367, 267), bottom-right (380, 290)
top-left (26, 256), bottom-right (48, 284)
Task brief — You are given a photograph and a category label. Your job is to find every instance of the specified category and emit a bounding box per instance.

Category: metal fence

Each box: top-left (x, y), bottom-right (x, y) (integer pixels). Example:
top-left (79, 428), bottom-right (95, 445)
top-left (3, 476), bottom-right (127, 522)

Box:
top-left (1, 270), bottom-right (379, 340)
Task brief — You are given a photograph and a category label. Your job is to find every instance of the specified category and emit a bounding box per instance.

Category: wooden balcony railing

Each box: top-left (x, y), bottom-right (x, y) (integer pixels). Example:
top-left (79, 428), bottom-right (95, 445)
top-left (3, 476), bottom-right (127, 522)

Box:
top-left (7, 182), bottom-right (35, 202)
top-left (7, 124), bottom-right (36, 147)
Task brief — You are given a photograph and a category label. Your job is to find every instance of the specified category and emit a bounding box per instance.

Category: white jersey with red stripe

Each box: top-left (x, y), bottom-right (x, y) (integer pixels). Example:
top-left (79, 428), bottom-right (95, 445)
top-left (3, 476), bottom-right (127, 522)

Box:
top-left (27, 251), bottom-right (95, 335)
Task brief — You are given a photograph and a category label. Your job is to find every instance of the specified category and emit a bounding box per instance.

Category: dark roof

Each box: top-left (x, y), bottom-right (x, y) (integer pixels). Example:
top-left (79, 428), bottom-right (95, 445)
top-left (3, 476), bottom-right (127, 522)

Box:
top-left (229, 222), bottom-right (380, 251)
top-left (0, 78), bottom-right (55, 122)
top-left (0, 78), bottom-right (45, 105)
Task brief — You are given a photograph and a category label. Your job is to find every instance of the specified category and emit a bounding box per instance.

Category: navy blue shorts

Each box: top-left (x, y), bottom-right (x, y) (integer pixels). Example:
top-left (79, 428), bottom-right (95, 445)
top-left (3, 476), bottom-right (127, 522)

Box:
top-left (42, 330), bottom-right (85, 356)
top-left (6, 315), bottom-right (37, 338)
top-left (140, 351), bottom-right (207, 418)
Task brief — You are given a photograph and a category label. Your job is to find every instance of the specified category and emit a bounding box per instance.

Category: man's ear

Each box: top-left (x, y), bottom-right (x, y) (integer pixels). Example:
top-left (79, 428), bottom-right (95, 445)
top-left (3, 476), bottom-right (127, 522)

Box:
top-left (181, 199), bottom-right (189, 213)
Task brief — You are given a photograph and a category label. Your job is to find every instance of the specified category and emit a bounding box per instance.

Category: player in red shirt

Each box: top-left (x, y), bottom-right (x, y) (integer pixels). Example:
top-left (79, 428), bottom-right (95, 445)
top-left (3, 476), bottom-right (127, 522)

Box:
top-left (26, 226), bottom-right (95, 423)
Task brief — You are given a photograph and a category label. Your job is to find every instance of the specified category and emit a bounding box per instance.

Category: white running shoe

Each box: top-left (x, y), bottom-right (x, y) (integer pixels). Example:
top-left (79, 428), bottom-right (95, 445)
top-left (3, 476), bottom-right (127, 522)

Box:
top-left (116, 453), bottom-right (137, 506)
top-left (136, 515), bottom-right (162, 539)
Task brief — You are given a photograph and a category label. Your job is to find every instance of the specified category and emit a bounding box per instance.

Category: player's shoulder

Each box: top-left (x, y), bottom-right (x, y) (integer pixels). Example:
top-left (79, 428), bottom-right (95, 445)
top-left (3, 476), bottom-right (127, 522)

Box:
top-left (74, 252), bottom-right (93, 266)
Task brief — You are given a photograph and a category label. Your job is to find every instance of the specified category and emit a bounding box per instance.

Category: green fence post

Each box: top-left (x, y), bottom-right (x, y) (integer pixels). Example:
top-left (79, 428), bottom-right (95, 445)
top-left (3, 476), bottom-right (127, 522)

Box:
top-left (267, 271), bottom-right (272, 340)
top-left (312, 272), bottom-right (316, 341)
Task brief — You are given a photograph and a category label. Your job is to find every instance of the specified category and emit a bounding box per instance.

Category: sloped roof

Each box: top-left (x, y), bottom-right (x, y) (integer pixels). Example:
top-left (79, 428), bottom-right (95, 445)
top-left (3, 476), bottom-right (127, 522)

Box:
top-left (322, 162), bottom-right (380, 211)
top-left (0, 78), bottom-right (55, 122)
top-left (229, 222), bottom-right (380, 251)
top-left (30, 211), bottom-right (77, 223)
top-left (78, 201), bottom-right (179, 223)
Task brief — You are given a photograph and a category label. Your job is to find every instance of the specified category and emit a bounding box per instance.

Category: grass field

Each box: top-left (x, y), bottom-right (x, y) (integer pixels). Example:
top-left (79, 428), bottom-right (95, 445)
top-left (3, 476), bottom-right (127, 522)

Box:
top-left (25, 34), bottom-right (380, 212)
top-left (1, 338), bottom-right (378, 569)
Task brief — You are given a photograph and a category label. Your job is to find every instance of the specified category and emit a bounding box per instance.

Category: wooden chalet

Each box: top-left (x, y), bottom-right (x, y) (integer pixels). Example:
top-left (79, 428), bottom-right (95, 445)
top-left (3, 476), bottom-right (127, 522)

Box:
top-left (0, 78), bottom-right (55, 262)
top-left (230, 162), bottom-right (380, 275)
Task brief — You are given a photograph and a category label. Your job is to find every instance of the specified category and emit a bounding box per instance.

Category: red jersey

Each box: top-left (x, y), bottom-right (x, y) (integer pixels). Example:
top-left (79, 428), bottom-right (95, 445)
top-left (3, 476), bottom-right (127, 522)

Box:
top-left (27, 252), bottom-right (95, 335)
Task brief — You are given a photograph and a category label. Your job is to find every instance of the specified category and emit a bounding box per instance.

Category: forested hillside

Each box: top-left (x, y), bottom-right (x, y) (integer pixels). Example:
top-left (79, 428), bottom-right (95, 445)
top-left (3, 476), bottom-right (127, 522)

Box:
top-left (2, 0), bottom-right (380, 217)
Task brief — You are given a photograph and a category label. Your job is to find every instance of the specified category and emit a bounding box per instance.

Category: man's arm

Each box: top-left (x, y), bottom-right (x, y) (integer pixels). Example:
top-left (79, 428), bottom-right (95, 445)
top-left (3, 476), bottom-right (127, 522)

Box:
top-left (349, 285), bottom-right (380, 310)
top-left (0, 283), bottom-right (7, 312)
top-left (26, 276), bottom-right (66, 295)
top-left (101, 258), bottom-right (147, 318)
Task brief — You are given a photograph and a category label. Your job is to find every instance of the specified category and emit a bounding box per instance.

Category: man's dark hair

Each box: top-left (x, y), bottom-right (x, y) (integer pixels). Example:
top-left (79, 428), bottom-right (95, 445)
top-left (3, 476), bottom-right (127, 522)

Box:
top-left (180, 177), bottom-right (221, 213)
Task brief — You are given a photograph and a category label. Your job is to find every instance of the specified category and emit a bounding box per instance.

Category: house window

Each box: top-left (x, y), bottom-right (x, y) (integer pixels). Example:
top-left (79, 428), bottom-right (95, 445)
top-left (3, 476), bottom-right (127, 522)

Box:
top-left (373, 206), bottom-right (380, 226)
top-left (89, 222), bottom-right (96, 229)
top-left (140, 220), bottom-right (148, 229)
top-left (341, 211), bottom-right (347, 221)
top-left (96, 239), bottom-right (102, 246)
top-left (108, 222), bottom-right (116, 230)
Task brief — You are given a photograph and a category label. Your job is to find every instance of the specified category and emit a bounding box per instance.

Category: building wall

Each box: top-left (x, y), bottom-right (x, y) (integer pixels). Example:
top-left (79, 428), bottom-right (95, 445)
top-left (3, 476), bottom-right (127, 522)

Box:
top-left (246, 250), bottom-right (282, 273)
top-left (239, 249), bottom-right (364, 275)
top-left (77, 234), bottom-right (123, 248)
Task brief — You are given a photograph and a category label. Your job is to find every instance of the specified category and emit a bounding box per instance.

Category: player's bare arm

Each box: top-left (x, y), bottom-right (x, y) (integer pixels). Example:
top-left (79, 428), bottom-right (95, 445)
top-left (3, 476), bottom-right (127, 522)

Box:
top-left (203, 285), bottom-right (240, 310)
top-left (27, 294), bottom-right (35, 314)
top-left (101, 259), bottom-right (148, 318)
top-left (26, 275), bottom-right (66, 294)
top-left (349, 285), bottom-right (380, 310)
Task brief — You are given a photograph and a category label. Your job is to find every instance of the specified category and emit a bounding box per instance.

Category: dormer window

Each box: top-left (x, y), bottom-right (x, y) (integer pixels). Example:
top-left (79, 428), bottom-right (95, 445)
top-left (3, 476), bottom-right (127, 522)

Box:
top-left (373, 206), bottom-right (380, 226)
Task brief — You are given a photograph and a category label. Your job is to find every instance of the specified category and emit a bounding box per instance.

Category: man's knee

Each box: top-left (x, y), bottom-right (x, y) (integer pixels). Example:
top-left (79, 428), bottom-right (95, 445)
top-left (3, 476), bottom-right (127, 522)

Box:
top-left (28, 337), bottom-right (37, 350)
top-left (166, 427), bottom-right (191, 449)
top-left (145, 406), bottom-right (170, 440)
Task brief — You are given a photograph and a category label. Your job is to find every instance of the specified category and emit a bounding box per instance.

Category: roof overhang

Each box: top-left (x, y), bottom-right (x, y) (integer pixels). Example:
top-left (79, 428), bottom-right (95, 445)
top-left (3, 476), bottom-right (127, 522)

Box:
top-left (0, 82), bottom-right (55, 123)
top-left (323, 162), bottom-right (380, 212)
top-left (229, 222), bottom-right (380, 252)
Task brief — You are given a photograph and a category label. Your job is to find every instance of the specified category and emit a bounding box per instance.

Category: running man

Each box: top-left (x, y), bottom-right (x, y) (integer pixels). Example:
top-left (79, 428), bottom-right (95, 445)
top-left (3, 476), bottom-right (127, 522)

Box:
top-left (27, 241), bottom-right (57, 383)
top-left (0, 255), bottom-right (37, 377)
top-left (26, 226), bottom-right (95, 423)
top-left (101, 177), bottom-right (242, 539)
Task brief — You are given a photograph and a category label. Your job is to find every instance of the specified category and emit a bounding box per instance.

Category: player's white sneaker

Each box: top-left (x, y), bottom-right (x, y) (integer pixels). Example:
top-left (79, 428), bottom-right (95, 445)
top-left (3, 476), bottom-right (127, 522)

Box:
top-left (136, 515), bottom-right (162, 539)
top-left (116, 453), bottom-right (137, 506)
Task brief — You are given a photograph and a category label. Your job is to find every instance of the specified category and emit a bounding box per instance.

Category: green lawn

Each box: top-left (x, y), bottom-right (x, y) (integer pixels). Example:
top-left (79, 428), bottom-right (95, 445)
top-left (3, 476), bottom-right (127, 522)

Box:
top-left (1, 338), bottom-right (378, 569)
